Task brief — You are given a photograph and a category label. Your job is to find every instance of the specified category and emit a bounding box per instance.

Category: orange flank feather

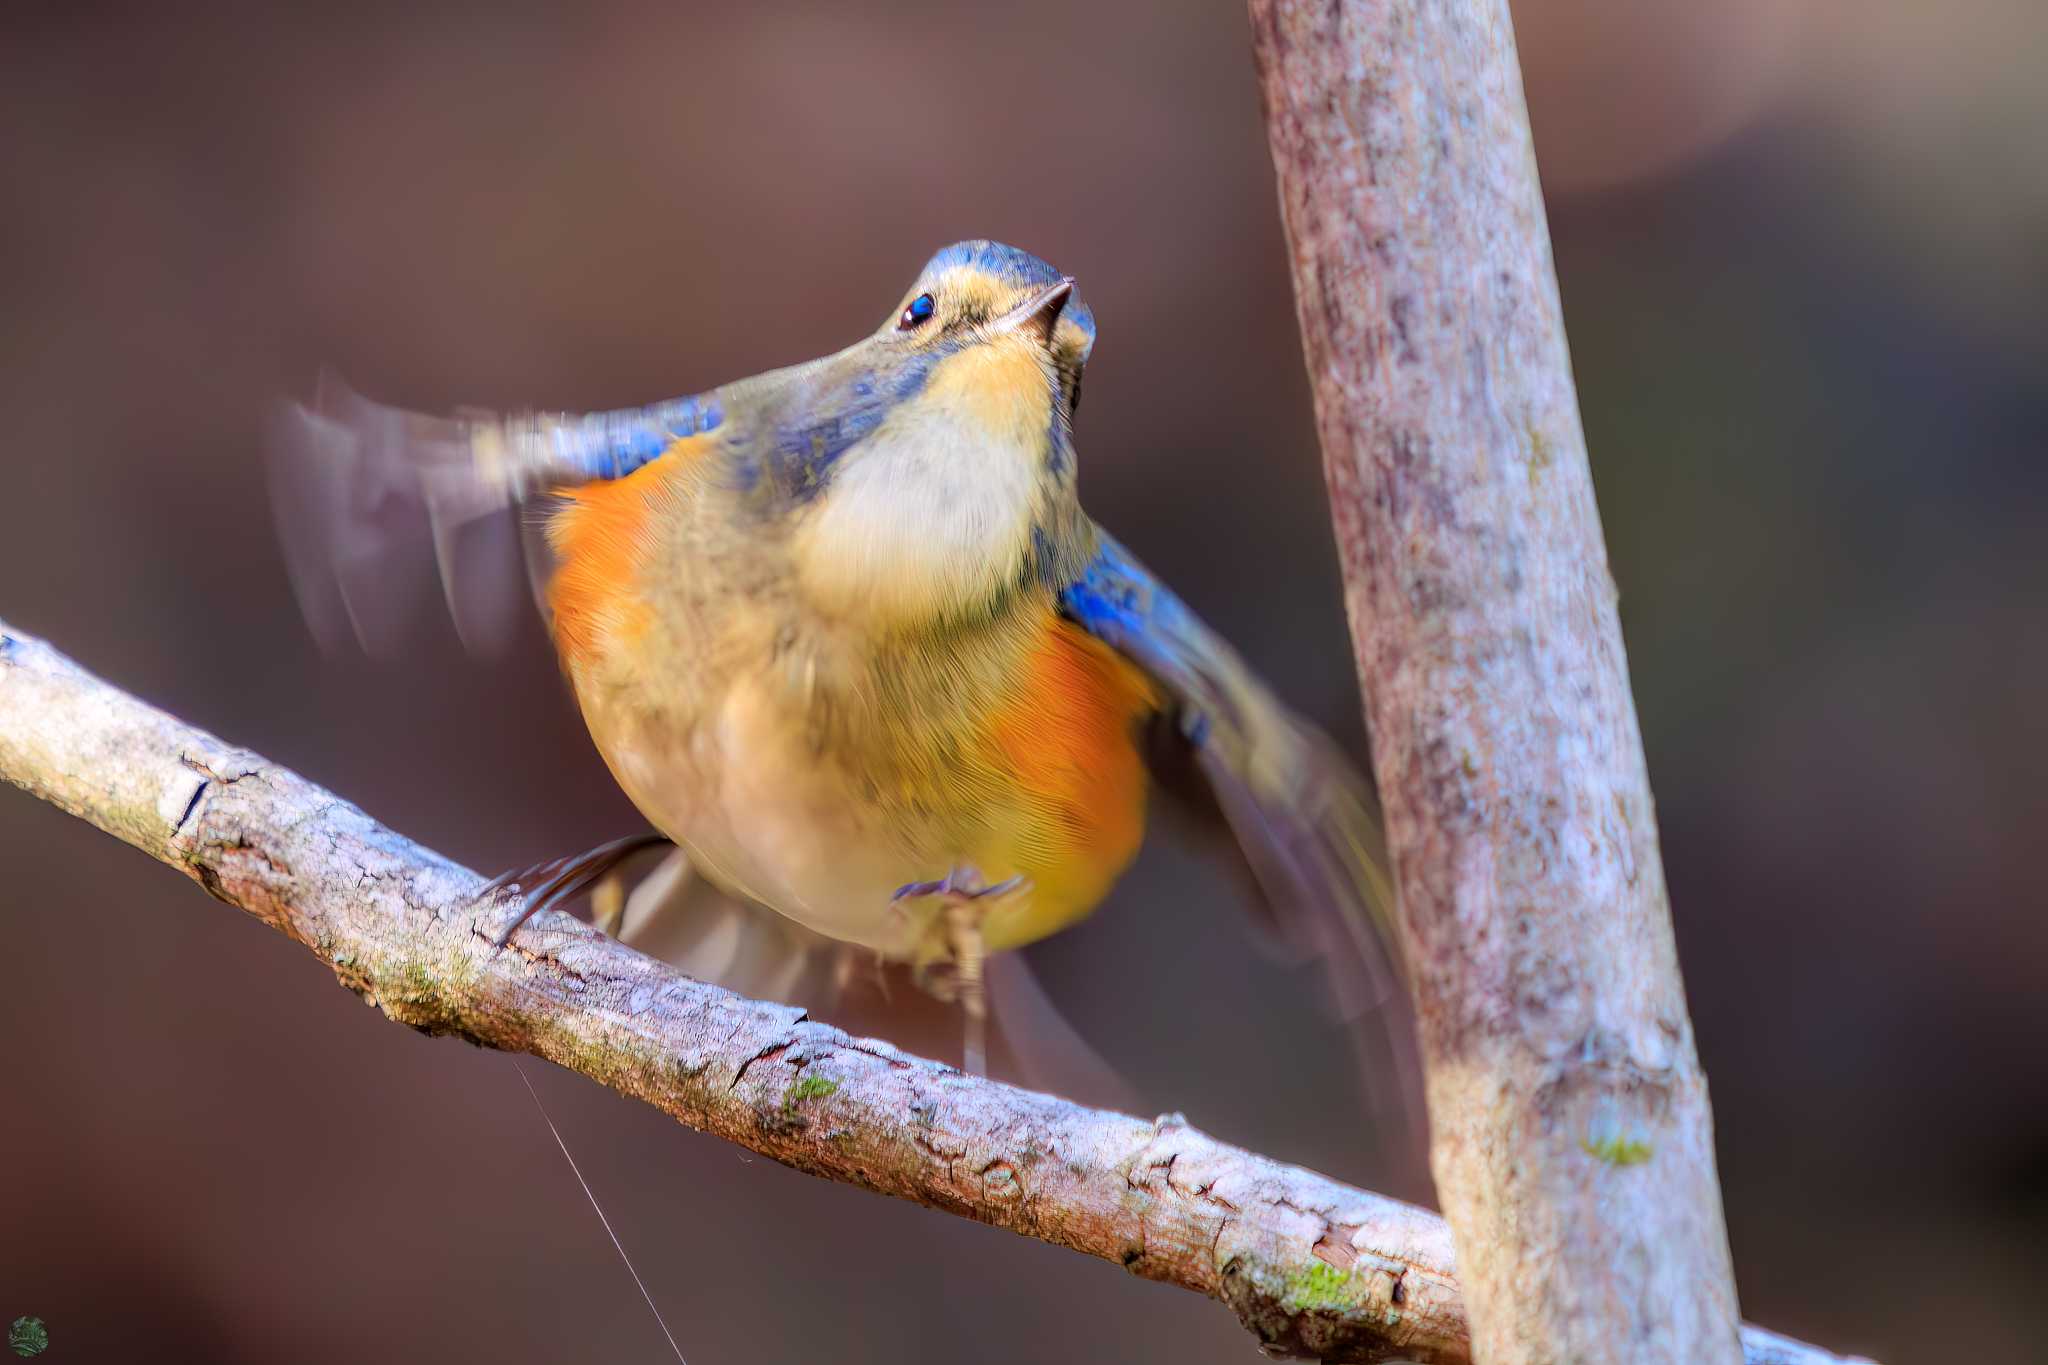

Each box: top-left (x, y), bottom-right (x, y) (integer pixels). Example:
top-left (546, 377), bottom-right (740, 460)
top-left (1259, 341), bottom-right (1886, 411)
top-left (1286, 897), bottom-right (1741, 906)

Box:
top-left (980, 610), bottom-right (1159, 947)
top-left (544, 437), bottom-right (707, 663)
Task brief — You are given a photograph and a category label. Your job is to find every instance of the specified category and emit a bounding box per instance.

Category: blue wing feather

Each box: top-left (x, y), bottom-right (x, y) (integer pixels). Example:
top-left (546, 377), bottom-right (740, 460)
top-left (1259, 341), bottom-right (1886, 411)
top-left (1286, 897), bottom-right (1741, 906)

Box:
top-left (269, 372), bottom-right (723, 656)
top-left (1055, 530), bottom-right (1407, 1015)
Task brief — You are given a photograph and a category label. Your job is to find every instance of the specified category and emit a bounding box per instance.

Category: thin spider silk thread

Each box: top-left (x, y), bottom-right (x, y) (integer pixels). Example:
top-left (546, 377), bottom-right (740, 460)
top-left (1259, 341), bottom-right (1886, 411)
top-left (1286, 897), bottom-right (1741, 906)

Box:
top-left (512, 1056), bottom-right (688, 1363)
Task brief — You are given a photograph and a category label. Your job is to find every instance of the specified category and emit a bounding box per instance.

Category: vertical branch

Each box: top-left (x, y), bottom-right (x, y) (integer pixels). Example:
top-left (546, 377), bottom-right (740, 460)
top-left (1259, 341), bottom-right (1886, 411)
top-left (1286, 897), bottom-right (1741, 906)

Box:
top-left (1247, 4), bottom-right (1744, 1364)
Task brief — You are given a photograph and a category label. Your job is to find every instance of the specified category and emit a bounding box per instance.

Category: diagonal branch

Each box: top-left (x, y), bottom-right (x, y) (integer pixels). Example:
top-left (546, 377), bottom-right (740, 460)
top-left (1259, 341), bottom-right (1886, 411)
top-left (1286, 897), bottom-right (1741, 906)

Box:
top-left (0, 619), bottom-right (1868, 1365)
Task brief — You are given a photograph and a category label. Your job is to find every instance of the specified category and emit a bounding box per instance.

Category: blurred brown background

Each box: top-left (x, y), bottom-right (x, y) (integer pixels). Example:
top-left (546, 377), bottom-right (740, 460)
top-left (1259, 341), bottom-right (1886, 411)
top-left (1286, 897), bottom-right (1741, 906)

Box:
top-left (3, 1), bottom-right (2044, 1361)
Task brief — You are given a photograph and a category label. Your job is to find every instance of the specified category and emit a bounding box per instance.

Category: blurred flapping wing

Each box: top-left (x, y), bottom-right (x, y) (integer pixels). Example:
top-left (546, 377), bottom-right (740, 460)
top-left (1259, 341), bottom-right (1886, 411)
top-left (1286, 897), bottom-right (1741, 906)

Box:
top-left (265, 370), bottom-right (724, 655)
top-left (1054, 529), bottom-right (1408, 1022)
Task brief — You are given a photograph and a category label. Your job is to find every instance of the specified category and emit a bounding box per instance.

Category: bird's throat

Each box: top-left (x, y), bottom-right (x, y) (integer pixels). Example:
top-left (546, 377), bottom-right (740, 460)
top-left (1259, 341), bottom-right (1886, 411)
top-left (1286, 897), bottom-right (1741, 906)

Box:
top-left (792, 341), bottom-right (1054, 629)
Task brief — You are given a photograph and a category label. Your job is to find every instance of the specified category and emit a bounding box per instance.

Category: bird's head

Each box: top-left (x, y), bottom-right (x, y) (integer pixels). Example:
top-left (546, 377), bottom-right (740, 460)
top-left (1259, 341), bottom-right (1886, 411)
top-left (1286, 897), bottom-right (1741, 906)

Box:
top-left (880, 239), bottom-right (1096, 417)
top-left (756, 240), bottom-right (1100, 631)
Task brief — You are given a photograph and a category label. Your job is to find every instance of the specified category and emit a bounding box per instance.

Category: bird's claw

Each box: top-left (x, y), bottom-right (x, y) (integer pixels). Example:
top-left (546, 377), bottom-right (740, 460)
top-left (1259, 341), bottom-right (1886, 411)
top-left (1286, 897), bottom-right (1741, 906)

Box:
top-left (890, 864), bottom-right (1029, 1075)
top-left (892, 867), bottom-right (1025, 903)
top-left (481, 832), bottom-right (673, 950)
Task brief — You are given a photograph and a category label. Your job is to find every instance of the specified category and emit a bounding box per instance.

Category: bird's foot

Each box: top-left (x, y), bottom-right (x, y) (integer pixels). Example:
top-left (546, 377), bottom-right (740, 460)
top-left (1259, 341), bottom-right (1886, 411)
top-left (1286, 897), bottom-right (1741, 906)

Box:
top-left (891, 865), bottom-right (1027, 1075)
top-left (484, 832), bottom-right (674, 948)
top-left (891, 866), bottom-right (1027, 910)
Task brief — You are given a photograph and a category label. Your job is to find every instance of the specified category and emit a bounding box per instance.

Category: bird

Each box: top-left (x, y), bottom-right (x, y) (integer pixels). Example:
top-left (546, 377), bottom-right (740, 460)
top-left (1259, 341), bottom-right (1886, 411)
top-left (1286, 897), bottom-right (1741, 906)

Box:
top-left (271, 239), bottom-right (1403, 1076)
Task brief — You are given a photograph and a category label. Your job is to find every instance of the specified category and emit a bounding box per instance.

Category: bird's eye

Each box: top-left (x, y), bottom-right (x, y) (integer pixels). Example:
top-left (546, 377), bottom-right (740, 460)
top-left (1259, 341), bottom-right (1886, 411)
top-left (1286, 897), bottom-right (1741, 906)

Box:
top-left (898, 293), bottom-right (935, 330)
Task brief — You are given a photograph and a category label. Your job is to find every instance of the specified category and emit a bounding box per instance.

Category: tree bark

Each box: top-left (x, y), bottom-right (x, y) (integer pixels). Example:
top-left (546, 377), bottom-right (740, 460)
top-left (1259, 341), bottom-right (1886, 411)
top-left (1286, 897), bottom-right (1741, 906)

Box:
top-left (0, 623), bottom-right (1874, 1365)
top-left (1249, 3), bottom-right (1746, 1363)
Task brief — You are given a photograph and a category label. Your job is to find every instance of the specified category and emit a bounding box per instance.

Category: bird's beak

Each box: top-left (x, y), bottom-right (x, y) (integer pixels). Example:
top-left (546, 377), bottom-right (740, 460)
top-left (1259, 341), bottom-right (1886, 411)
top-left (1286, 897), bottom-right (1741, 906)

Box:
top-left (993, 278), bottom-right (1075, 349)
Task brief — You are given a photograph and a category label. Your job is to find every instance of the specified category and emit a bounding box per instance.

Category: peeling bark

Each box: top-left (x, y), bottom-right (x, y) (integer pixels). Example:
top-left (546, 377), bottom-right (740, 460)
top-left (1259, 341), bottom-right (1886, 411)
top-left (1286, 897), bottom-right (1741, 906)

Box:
top-left (0, 620), bottom-right (1869, 1364)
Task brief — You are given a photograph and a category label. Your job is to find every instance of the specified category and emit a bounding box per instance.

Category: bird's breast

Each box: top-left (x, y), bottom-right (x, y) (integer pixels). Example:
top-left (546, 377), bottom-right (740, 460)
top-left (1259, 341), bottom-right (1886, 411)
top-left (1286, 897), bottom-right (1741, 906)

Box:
top-left (790, 340), bottom-right (1054, 629)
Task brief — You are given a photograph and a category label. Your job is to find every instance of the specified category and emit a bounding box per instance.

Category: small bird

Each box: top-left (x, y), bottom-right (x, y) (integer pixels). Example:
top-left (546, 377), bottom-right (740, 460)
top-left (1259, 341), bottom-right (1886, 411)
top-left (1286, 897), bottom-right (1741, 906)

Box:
top-left (273, 240), bottom-right (1401, 1074)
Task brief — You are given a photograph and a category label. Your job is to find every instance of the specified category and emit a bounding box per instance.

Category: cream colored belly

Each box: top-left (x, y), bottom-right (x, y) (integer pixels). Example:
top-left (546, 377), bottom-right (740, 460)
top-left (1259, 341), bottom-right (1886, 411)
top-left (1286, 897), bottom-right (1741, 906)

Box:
top-left (580, 672), bottom-right (948, 956)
